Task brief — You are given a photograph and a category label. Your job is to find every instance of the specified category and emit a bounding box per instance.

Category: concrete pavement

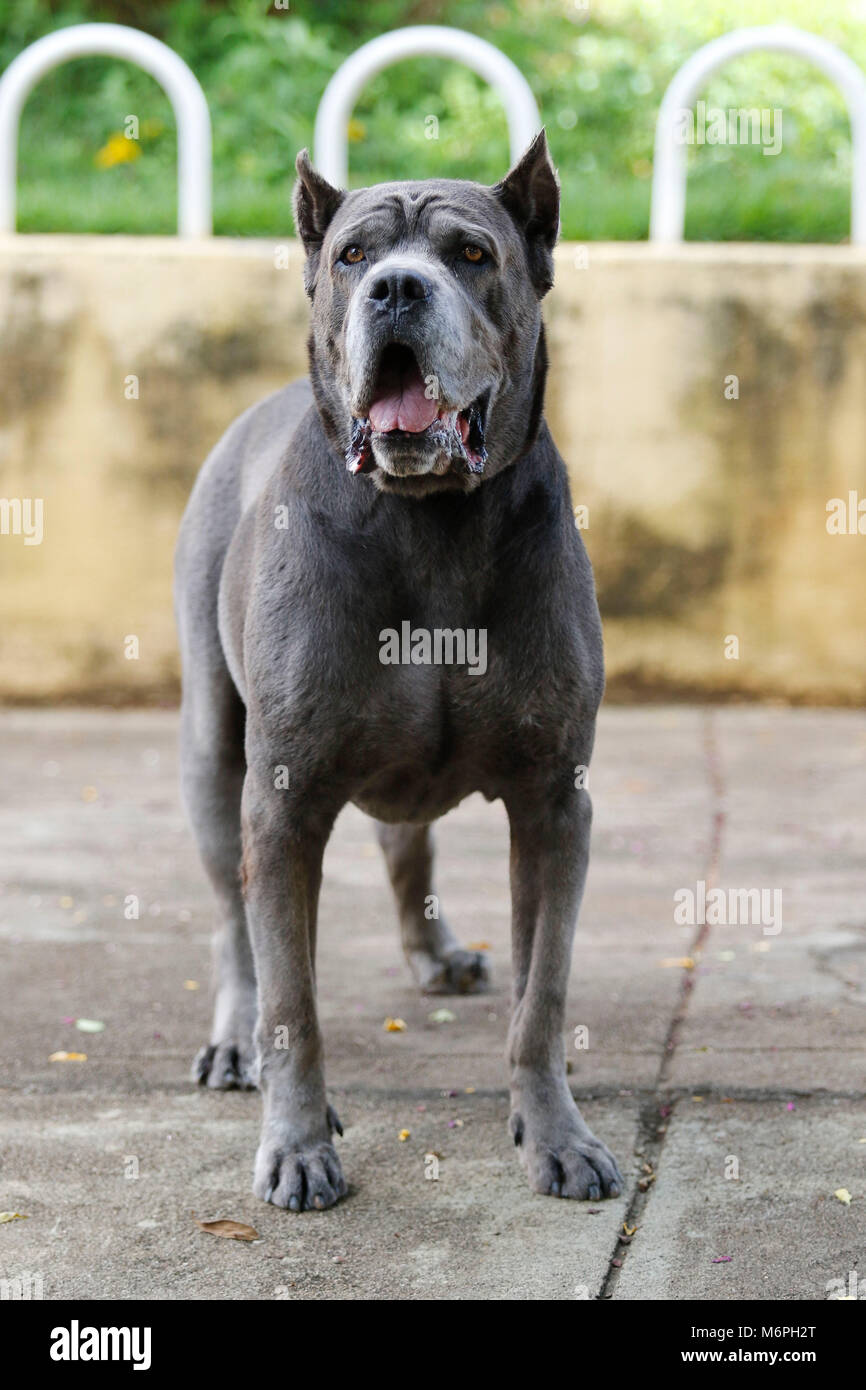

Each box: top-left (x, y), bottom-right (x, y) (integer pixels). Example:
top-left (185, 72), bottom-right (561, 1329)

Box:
top-left (0, 707), bottom-right (864, 1300)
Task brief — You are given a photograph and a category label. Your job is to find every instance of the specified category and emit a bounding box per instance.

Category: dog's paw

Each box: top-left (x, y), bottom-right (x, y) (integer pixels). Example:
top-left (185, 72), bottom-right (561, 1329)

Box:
top-left (511, 1112), bottom-right (623, 1201)
top-left (192, 1040), bottom-right (257, 1091)
top-left (416, 947), bottom-right (490, 995)
top-left (253, 1130), bottom-right (347, 1211)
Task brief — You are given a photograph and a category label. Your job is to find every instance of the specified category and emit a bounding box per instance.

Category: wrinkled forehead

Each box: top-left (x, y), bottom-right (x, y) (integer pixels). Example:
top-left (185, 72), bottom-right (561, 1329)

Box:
top-left (327, 179), bottom-right (513, 254)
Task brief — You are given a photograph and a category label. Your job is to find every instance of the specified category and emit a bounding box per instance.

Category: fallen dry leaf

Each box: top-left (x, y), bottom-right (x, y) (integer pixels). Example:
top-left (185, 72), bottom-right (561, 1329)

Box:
top-left (466, 941), bottom-right (491, 951)
top-left (0, 1212), bottom-right (27, 1223)
top-left (623, 1222), bottom-right (637, 1236)
top-left (383, 1017), bottom-right (406, 1032)
top-left (75, 1019), bottom-right (105, 1034)
top-left (834, 1188), bottom-right (852, 1205)
top-left (658, 957), bottom-right (695, 970)
top-left (49, 1051), bottom-right (87, 1062)
top-left (398, 1129), bottom-right (410, 1142)
top-left (196, 1219), bottom-right (259, 1242)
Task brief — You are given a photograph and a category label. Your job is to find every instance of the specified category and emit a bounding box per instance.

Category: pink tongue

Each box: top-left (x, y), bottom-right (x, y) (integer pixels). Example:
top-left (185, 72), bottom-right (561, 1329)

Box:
top-left (369, 358), bottom-right (439, 433)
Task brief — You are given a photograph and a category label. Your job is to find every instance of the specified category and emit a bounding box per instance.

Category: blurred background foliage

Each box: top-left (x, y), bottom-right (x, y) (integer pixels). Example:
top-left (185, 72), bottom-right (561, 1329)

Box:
top-left (2, 0), bottom-right (865, 239)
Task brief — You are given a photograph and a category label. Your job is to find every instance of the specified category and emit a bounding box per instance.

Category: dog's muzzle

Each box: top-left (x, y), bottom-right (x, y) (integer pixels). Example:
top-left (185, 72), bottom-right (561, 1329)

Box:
top-left (345, 342), bottom-right (489, 478)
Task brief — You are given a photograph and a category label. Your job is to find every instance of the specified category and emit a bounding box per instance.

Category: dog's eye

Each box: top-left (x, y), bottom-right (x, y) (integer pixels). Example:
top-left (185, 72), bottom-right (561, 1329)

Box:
top-left (462, 245), bottom-right (485, 264)
top-left (340, 246), bottom-right (366, 265)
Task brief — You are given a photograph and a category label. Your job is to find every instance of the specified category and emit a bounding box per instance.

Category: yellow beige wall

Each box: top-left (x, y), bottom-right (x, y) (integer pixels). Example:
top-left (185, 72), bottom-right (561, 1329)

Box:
top-left (0, 235), bottom-right (864, 703)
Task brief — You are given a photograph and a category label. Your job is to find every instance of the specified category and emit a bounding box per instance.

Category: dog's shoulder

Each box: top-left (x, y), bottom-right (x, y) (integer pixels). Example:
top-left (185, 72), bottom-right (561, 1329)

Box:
top-left (234, 379), bottom-right (315, 512)
top-left (178, 379), bottom-right (313, 544)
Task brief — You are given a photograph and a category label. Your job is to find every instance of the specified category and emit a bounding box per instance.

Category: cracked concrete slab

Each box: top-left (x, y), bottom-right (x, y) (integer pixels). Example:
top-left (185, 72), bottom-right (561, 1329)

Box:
top-left (1, 707), bottom-right (863, 1301)
top-left (666, 707), bottom-right (866, 1091)
top-left (614, 1097), bottom-right (866, 1301)
top-left (0, 1089), bottom-right (636, 1301)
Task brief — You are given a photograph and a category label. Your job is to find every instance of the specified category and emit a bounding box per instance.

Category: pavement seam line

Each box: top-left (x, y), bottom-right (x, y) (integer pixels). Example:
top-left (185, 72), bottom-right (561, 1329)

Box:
top-left (598, 708), bottom-right (725, 1299)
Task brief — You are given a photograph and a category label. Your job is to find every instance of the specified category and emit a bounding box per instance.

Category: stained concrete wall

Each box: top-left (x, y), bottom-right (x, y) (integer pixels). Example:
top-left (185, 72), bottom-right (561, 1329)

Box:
top-left (0, 235), bottom-right (863, 703)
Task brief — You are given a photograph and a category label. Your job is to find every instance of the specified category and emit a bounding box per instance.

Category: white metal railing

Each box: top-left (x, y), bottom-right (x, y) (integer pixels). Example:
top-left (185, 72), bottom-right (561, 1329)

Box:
top-left (0, 23), bottom-right (212, 236)
top-left (650, 24), bottom-right (866, 244)
top-left (5, 21), bottom-right (865, 245)
top-left (313, 25), bottom-right (541, 187)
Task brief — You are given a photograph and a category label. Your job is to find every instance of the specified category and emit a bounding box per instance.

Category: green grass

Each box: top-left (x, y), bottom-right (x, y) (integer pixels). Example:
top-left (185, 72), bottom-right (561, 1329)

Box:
top-left (2, 0), bottom-right (863, 241)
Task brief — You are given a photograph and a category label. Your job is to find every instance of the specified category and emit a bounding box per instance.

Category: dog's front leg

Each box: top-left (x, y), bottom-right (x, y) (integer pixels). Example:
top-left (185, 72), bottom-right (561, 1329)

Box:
top-left (506, 786), bottom-right (622, 1201)
top-left (241, 760), bottom-right (346, 1211)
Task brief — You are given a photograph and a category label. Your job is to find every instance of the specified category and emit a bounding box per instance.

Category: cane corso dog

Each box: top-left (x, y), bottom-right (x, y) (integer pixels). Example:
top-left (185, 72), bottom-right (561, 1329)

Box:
top-left (174, 131), bottom-right (622, 1210)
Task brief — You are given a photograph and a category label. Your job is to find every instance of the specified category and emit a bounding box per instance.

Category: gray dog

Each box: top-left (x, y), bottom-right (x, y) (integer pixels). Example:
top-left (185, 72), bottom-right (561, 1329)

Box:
top-left (174, 132), bottom-right (622, 1210)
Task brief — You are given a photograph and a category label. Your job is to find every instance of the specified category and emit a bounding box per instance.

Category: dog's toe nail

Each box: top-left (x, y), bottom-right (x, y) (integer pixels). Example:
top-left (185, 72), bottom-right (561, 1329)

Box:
top-left (327, 1104), bottom-right (344, 1137)
top-left (551, 1181), bottom-right (561, 1197)
top-left (609, 1184), bottom-right (621, 1199)
top-left (588, 1183), bottom-right (601, 1201)
top-left (288, 1194), bottom-right (300, 1212)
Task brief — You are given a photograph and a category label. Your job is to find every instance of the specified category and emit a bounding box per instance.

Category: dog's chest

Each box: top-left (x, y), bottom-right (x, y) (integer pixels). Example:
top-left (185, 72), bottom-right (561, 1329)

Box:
top-left (350, 602), bottom-right (575, 816)
top-left (351, 663), bottom-right (501, 821)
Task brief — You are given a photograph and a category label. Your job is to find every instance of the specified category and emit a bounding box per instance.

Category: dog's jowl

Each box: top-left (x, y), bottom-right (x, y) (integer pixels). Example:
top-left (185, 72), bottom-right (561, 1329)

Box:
top-left (174, 132), bottom-right (622, 1210)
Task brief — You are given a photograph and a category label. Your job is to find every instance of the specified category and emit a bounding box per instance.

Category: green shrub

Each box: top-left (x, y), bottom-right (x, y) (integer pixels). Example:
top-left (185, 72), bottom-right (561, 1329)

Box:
top-left (1, 0), bottom-right (859, 240)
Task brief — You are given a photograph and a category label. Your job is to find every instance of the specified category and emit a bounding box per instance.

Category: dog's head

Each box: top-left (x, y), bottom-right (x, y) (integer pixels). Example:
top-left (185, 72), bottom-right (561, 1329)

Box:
top-left (293, 132), bottom-right (559, 497)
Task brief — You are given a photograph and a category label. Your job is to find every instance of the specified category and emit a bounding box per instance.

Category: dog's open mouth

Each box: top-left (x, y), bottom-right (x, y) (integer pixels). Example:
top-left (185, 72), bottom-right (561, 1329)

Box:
top-left (347, 344), bottom-right (488, 478)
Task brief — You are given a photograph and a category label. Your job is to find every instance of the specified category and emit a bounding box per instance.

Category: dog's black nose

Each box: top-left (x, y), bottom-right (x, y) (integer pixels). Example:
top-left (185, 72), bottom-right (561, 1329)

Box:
top-left (367, 269), bottom-right (432, 315)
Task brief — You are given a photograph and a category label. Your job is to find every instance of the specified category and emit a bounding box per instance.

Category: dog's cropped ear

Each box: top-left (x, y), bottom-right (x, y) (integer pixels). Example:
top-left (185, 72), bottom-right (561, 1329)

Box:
top-left (492, 130), bottom-right (560, 297)
top-left (293, 150), bottom-right (345, 295)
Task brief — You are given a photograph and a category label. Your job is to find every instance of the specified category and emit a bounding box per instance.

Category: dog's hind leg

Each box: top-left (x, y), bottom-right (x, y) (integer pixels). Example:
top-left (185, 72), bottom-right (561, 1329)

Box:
top-left (178, 636), bottom-right (258, 1090)
top-left (375, 821), bottom-right (490, 994)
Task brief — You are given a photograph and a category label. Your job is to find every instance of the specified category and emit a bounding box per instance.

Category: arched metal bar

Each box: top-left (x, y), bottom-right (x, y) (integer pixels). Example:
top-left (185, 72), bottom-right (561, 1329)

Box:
top-left (650, 25), bottom-right (866, 244)
top-left (314, 25), bottom-right (541, 187)
top-left (0, 22), bottom-right (212, 236)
